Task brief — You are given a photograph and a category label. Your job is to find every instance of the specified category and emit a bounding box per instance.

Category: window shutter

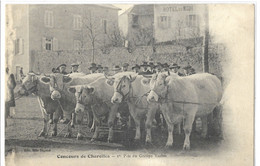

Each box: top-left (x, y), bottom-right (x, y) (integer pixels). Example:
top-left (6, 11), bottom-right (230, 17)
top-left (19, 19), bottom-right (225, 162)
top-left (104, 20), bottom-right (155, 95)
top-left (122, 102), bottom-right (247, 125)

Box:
top-left (42, 37), bottom-right (46, 50)
top-left (53, 38), bottom-right (58, 51)
top-left (157, 16), bottom-right (160, 28)
top-left (51, 12), bottom-right (54, 27)
top-left (168, 16), bottom-right (171, 28)
top-left (18, 38), bottom-right (24, 54)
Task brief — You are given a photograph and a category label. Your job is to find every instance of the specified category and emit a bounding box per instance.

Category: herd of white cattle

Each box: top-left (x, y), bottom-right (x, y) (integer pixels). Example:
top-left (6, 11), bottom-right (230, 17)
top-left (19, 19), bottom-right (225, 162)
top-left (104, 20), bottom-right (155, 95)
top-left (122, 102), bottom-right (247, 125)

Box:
top-left (17, 71), bottom-right (223, 150)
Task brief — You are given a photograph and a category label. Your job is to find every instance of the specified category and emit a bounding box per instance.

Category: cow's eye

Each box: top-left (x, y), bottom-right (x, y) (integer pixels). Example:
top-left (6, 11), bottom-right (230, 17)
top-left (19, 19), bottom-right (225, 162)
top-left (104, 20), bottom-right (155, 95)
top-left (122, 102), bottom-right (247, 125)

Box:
top-left (122, 85), bottom-right (126, 88)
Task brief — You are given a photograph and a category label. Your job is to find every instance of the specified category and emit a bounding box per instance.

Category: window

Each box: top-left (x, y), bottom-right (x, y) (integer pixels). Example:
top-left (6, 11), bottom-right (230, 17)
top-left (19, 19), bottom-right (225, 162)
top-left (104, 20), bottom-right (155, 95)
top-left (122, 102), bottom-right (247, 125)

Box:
top-left (158, 16), bottom-right (171, 29)
top-left (42, 37), bottom-right (58, 51)
top-left (74, 40), bottom-right (81, 50)
top-left (14, 38), bottom-right (24, 55)
top-left (44, 11), bottom-right (54, 28)
top-left (45, 38), bottom-right (52, 50)
top-left (132, 15), bottom-right (139, 27)
top-left (103, 19), bottom-right (107, 34)
top-left (73, 15), bottom-right (82, 30)
top-left (186, 15), bottom-right (198, 27)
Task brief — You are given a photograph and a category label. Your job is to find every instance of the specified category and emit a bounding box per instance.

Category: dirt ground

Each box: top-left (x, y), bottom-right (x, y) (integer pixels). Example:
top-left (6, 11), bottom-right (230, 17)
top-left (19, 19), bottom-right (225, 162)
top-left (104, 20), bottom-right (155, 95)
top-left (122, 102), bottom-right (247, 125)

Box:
top-left (5, 95), bottom-right (226, 159)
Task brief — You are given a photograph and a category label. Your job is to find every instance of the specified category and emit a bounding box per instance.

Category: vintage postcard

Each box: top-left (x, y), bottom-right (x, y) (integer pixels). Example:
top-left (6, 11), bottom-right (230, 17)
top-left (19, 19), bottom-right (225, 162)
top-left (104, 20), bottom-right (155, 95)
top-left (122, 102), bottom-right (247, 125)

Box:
top-left (2, 2), bottom-right (254, 166)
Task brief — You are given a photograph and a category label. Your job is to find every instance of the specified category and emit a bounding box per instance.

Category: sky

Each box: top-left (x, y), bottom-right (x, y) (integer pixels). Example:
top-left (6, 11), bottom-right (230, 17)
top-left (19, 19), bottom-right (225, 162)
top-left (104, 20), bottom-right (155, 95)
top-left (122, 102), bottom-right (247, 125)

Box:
top-left (114, 4), bottom-right (133, 15)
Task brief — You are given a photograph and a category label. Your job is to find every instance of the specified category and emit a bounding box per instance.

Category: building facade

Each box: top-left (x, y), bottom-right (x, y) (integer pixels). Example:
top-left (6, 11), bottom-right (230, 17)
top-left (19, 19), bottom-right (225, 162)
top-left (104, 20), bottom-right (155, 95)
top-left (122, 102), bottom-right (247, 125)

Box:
top-left (154, 4), bottom-right (207, 43)
top-left (6, 4), bottom-right (120, 76)
top-left (119, 5), bottom-right (154, 46)
top-left (119, 4), bottom-right (207, 46)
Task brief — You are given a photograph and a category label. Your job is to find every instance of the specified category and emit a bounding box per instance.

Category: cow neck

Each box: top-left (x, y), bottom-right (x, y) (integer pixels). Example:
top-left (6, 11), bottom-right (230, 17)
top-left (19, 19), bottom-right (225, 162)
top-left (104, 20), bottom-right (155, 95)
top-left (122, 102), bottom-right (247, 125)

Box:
top-left (158, 84), bottom-right (170, 104)
top-left (37, 77), bottom-right (52, 99)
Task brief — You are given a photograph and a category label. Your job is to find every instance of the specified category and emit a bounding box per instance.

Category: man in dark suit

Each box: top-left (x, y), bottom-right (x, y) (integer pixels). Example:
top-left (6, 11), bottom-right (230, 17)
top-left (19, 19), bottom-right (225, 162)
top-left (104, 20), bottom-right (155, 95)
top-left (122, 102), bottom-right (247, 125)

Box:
top-left (70, 63), bottom-right (79, 73)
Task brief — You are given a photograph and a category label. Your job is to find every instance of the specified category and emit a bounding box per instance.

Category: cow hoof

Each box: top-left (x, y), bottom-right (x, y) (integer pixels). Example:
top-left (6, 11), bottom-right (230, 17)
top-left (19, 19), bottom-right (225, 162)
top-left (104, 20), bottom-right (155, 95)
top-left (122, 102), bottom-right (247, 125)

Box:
top-left (164, 144), bottom-right (172, 149)
top-left (49, 119), bottom-right (54, 124)
top-left (91, 138), bottom-right (96, 142)
top-left (145, 142), bottom-right (154, 148)
top-left (38, 130), bottom-right (46, 137)
top-left (77, 134), bottom-right (83, 140)
top-left (90, 127), bottom-right (95, 132)
top-left (64, 133), bottom-right (72, 138)
top-left (51, 131), bottom-right (57, 137)
top-left (107, 138), bottom-right (113, 143)
top-left (183, 144), bottom-right (190, 150)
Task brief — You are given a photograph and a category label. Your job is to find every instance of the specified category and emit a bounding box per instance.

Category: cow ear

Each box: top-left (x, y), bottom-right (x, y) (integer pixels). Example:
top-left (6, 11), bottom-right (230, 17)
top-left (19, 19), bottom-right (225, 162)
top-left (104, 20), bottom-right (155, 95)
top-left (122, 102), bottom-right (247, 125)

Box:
top-left (63, 76), bottom-right (72, 83)
top-left (106, 79), bottom-right (114, 86)
top-left (40, 76), bottom-right (50, 84)
top-left (141, 78), bottom-right (151, 86)
top-left (68, 87), bottom-right (76, 94)
top-left (129, 74), bottom-right (138, 82)
top-left (165, 77), bottom-right (171, 85)
top-left (87, 87), bottom-right (95, 94)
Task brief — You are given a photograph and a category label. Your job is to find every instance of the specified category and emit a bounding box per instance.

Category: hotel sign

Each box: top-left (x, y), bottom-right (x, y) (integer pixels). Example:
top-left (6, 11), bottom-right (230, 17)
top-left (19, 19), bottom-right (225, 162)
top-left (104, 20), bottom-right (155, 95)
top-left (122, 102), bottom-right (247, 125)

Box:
top-left (163, 6), bottom-right (193, 12)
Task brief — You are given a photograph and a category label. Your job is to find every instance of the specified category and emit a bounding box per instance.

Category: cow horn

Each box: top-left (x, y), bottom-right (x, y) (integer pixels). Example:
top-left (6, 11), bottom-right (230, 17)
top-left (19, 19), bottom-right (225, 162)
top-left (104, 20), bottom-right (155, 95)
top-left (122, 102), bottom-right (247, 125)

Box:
top-left (104, 73), bottom-right (114, 80)
top-left (167, 71), bottom-right (171, 76)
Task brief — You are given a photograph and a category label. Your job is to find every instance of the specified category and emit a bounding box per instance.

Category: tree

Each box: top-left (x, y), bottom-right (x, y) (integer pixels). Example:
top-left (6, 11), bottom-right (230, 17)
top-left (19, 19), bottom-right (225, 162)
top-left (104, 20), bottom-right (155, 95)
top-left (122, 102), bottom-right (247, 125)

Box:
top-left (107, 24), bottom-right (124, 47)
top-left (81, 10), bottom-right (102, 62)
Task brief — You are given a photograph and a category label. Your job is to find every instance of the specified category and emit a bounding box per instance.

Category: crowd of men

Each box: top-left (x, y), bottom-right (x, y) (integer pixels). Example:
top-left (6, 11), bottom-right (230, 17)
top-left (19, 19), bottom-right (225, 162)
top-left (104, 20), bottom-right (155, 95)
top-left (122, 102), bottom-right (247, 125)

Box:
top-left (52, 61), bottom-right (196, 76)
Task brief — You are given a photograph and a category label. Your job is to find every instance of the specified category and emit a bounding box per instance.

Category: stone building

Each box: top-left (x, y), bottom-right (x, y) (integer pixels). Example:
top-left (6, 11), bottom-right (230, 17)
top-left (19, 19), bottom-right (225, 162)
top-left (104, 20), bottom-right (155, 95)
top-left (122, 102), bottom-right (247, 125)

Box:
top-left (119, 4), bottom-right (207, 46)
top-left (6, 4), bottom-right (120, 77)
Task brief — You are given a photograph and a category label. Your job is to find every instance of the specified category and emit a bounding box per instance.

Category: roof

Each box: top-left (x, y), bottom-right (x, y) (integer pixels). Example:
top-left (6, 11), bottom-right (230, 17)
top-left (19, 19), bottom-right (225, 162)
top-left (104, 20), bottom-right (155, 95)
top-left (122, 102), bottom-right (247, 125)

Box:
top-left (95, 4), bottom-right (121, 10)
top-left (120, 4), bottom-right (154, 16)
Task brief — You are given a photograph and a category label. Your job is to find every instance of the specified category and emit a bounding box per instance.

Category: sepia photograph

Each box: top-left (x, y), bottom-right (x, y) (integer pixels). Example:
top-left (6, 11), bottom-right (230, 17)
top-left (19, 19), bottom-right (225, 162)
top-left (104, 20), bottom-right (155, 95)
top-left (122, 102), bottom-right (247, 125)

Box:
top-left (3, 2), bottom-right (254, 166)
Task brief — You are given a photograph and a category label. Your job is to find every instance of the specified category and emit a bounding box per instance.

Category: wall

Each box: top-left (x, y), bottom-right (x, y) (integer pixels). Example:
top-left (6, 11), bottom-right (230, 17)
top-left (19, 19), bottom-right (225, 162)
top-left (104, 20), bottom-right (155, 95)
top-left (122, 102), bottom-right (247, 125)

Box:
top-left (31, 43), bottom-right (226, 77)
top-left (10, 5), bottom-right (30, 75)
top-left (154, 4), bottom-right (207, 43)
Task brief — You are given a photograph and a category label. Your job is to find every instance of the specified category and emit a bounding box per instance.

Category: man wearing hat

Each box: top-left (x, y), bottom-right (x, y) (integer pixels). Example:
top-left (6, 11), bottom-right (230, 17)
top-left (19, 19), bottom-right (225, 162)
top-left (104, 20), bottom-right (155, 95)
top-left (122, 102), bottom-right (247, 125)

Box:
top-left (139, 62), bottom-right (153, 75)
top-left (57, 64), bottom-right (68, 75)
top-left (132, 64), bottom-right (140, 73)
top-left (154, 62), bottom-right (163, 73)
top-left (88, 63), bottom-right (98, 74)
top-left (70, 63), bottom-right (79, 73)
top-left (122, 63), bottom-right (129, 72)
top-left (183, 64), bottom-right (192, 76)
top-left (162, 63), bottom-right (170, 72)
top-left (103, 67), bottom-right (109, 75)
top-left (97, 65), bottom-right (103, 73)
top-left (169, 63), bottom-right (183, 76)
top-left (112, 65), bottom-right (121, 74)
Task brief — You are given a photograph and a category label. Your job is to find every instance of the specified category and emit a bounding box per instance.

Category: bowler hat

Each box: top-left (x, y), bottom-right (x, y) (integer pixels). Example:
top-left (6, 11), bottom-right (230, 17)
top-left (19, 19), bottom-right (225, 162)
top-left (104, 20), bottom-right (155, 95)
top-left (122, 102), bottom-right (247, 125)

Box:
top-left (132, 64), bottom-right (140, 70)
top-left (71, 63), bottom-right (79, 67)
top-left (183, 64), bottom-right (192, 70)
top-left (123, 63), bottom-right (129, 67)
top-left (140, 62), bottom-right (148, 67)
top-left (169, 63), bottom-right (180, 69)
top-left (112, 65), bottom-right (121, 71)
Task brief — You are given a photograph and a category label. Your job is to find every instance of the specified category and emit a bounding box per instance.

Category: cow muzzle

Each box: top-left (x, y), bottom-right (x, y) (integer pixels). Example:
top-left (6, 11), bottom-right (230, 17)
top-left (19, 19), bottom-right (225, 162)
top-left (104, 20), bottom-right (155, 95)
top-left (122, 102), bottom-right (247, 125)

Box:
top-left (75, 103), bottom-right (85, 114)
top-left (111, 92), bottom-right (123, 104)
top-left (147, 90), bottom-right (159, 102)
top-left (51, 90), bottom-right (61, 100)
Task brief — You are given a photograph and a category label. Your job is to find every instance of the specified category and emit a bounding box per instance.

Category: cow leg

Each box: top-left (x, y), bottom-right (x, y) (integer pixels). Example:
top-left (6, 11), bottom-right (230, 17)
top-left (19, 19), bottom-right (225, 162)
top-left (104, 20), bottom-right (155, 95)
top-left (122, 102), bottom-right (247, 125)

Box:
top-left (175, 123), bottom-right (182, 134)
top-left (71, 113), bottom-right (76, 128)
top-left (51, 109), bottom-right (60, 137)
top-left (145, 107), bottom-right (157, 144)
top-left (76, 112), bottom-right (84, 140)
top-left (90, 120), bottom-right (95, 132)
top-left (107, 105), bottom-right (118, 143)
top-left (91, 120), bottom-right (100, 142)
top-left (183, 113), bottom-right (196, 150)
top-left (201, 116), bottom-right (208, 138)
top-left (64, 113), bottom-right (72, 138)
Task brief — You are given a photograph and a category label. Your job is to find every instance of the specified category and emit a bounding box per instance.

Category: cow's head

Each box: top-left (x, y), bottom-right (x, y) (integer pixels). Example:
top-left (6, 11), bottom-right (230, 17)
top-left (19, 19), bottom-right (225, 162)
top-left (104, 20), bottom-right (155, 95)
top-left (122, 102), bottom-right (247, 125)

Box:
top-left (147, 73), bottom-right (170, 102)
top-left (18, 73), bottom-right (39, 96)
top-left (107, 74), bottom-right (137, 104)
top-left (40, 73), bottom-right (72, 100)
top-left (68, 85), bottom-right (94, 123)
